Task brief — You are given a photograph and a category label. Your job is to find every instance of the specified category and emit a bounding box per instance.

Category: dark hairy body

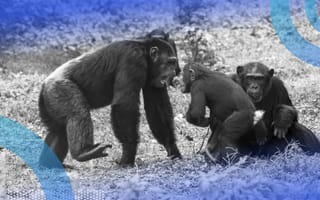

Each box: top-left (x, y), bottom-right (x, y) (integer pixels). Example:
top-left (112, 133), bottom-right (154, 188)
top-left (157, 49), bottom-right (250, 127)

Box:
top-left (233, 62), bottom-right (320, 156)
top-left (39, 39), bottom-right (182, 168)
top-left (182, 63), bottom-right (267, 162)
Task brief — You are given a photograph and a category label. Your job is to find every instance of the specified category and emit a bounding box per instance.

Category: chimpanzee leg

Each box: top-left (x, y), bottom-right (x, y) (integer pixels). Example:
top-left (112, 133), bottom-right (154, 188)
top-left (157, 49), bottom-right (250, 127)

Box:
top-left (66, 111), bottom-right (109, 162)
top-left (39, 125), bottom-right (68, 168)
top-left (111, 104), bottom-right (140, 166)
top-left (143, 86), bottom-right (181, 159)
top-left (206, 111), bottom-right (253, 162)
top-left (207, 116), bottom-right (223, 149)
top-left (39, 90), bottom-right (69, 167)
top-left (43, 80), bottom-right (109, 162)
top-left (288, 122), bottom-right (320, 154)
top-left (221, 110), bottom-right (254, 141)
top-left (253, 137), bottom-right (288, 156)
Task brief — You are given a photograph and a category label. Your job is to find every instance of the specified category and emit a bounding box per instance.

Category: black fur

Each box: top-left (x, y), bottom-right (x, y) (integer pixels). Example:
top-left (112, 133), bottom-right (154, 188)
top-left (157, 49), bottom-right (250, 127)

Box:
top-left (234, 62), bottom-right (320, 156)
top-left (39, 39), bottom-right (181, 168)
top-left (182, 63), bottom-right (267, 163)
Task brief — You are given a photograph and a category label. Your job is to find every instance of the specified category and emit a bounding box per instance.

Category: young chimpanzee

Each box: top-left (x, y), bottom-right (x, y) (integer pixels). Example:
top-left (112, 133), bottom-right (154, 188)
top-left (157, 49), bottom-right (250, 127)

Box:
top-left (39, 38), bottom-right (182, 168)
top-left (233, 62), bottom-right (320, 155)
top-left (181, 62), bottom-right (268, 163)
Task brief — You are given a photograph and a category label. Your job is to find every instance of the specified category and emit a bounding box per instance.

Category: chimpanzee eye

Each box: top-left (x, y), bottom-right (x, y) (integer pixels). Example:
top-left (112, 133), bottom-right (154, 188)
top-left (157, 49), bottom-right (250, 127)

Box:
top-left (246, 76), bottom-right (255, 81)
top-left (255, 76), bottom-right (265, 82)
top-left (247, 75), bottom-right (264, 82)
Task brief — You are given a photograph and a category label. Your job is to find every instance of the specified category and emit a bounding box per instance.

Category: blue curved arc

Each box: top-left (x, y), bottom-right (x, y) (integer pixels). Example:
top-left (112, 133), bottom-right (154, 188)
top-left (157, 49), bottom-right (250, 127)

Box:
top-left (270, 0), bottom-right (320, 67)
top-left (305, 0), bottom-right (320, 32)
top-left (0, 116), bottom-right (74, 200)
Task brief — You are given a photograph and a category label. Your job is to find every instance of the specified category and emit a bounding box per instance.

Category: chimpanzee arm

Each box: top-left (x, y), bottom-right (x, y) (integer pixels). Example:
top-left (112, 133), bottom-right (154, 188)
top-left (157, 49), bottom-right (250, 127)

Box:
top-left (186, 85), bottom-right (209, 127)
top-left (142, 86), bottom-right (181, 159)
top-left (272, 78), bottom-right (297, 138)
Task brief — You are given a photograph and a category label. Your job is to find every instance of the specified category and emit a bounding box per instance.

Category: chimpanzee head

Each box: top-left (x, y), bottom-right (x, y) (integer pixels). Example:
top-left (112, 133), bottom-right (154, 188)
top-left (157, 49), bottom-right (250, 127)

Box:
top-left (147, 39), bottom-right (178, 88)
top-left (146, 29), bottom-right (181, 81)
top-left (181, 62), bottom-right (208, 93)
top-left (237, 62), bottom-right (274, 103)
top-left (146, 29), bottom-right (170, 40)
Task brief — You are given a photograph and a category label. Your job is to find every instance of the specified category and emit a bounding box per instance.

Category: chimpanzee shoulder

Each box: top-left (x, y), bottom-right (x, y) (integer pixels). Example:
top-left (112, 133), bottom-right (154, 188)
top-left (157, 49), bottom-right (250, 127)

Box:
top-left (264, 76), bottom-right (293, 106)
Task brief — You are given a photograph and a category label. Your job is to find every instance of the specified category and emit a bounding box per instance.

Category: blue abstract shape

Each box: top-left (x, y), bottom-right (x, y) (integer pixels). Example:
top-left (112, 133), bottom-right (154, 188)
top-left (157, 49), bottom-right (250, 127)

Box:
top-left (0, 116), bottom-right (74, 200)
top-left (305, 0), bottom-right (320, 31)
top-left (270, 0), bottom-right (320, 67)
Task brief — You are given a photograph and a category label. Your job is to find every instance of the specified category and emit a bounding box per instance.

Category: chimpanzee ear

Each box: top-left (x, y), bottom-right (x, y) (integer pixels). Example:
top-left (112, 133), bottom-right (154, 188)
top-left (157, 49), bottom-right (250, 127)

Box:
top-left (268, 69), bottom-right (274, 77)
top-left (189, 68), bottom-right (196, 81)
top-left (236, 66), bottom-right (244, 75)
top-left (150, 46), bottom-right (159, 62)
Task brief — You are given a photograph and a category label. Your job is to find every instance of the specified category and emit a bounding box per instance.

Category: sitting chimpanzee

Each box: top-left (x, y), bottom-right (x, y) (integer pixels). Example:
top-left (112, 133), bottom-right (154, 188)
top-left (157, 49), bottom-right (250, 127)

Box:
top-left (233, 62), bottom-right (320, 156)
top-left (144, 29), bottom-right (181, 86)
top-left (39, 38), bottom-right (182, 168)
top-left (181, 62), bottom-right (268, 163)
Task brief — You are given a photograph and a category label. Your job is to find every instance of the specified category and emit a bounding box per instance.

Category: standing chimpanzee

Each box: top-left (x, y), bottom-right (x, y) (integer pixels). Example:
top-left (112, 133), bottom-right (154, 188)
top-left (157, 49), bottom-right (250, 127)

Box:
top-left (233, 62), bottom-right (320, 156)
top-left (144, 29), bottom-right (181, 86)
top-left (38, 38), bottom-right (182, 168)
top-left (181, 62), bottom-right (268, 163)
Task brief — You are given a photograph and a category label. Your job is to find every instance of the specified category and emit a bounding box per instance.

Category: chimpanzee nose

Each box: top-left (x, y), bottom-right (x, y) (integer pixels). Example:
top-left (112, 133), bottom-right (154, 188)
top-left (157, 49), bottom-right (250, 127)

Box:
top-left (251, 85), bottom-right (259, 91)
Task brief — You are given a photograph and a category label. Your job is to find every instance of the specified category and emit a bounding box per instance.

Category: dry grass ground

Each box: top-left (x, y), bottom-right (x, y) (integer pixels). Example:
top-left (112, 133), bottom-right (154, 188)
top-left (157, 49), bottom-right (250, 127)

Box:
top-left (1, 20), bottom-right (320, 199)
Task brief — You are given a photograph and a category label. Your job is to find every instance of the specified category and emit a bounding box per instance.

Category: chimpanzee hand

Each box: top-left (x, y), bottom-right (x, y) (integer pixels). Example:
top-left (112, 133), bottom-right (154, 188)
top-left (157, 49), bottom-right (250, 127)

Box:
top-left (273, 127), bottom-right (288, 139)
top-left (273, 105), bottom-right (297, 138)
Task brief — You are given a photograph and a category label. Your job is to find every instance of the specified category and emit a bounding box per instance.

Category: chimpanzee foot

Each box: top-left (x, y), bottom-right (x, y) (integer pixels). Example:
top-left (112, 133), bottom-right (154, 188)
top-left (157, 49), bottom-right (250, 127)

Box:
top-left (73, 143), bottom-right (112, 162)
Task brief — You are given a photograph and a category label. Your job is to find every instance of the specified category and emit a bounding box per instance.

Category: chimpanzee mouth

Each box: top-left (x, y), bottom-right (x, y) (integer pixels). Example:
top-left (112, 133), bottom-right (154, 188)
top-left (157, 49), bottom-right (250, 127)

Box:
top-left (250, 96), bottom-right (262, 103)
top-left (160, 79), bottom-right (168, 86)
top-left (248, 93), bottom-right (262, 103)
top-left (160, 76), bottom-right (169, 86)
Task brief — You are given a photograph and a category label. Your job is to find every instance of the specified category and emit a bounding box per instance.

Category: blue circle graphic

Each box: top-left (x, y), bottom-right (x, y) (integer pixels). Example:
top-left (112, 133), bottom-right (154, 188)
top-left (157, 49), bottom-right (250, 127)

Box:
top-left (0, 116), bottom-right (74, 200)
top-left (270, 0), bottom-right (320, 67)
top-left (305, 0), bottom-right (320, 32)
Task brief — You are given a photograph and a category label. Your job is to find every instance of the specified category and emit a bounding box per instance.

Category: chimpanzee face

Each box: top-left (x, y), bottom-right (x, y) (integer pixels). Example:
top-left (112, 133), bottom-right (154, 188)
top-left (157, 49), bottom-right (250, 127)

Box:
top-left (181, 63), bottom-right (196, 93)
top-left (149, 45), bottom-right (177, 88)
top-left (147, 29), bottom-right (181, 82)
top-left (237, 63), bottom-right (274, 103)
